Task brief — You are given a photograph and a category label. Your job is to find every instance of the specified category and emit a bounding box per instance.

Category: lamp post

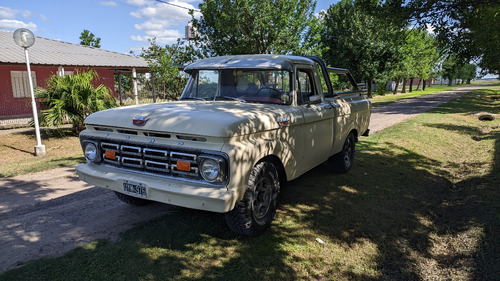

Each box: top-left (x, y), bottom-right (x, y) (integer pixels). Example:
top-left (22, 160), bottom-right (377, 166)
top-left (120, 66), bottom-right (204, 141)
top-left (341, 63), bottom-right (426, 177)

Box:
top-left (13, 28), bottom-right (45, 157)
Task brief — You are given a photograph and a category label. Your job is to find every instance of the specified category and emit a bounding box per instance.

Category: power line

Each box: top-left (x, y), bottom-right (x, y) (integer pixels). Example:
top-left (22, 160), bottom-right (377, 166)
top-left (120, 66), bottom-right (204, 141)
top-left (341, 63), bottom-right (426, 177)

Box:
top-left (153, 0), bottom-right (201, 12)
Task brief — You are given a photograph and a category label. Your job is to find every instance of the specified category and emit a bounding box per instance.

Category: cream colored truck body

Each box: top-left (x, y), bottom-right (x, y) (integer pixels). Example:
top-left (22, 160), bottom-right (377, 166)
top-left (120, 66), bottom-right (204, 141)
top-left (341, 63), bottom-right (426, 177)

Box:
top-left (76, 55), bottom-right (371, 216)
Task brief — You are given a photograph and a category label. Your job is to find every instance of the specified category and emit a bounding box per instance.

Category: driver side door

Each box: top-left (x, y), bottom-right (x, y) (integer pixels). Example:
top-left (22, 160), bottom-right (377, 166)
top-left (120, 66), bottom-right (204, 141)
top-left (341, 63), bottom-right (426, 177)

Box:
top-left (296, 66), bottom-right (335, 171)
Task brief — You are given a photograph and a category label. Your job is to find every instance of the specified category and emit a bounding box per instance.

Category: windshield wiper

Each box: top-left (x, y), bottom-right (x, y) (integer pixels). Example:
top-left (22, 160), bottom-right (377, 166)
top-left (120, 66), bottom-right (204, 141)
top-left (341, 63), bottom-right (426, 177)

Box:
top-left (214, 96), bottom-right (246, 103)
top-left (180, 97), bottom-right (207, 101)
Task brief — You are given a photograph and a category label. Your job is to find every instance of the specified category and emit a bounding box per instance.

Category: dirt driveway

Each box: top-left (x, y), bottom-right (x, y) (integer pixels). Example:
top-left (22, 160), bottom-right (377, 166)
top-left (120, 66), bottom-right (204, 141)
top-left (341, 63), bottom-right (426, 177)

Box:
top-left (0, 85), bottom-right (488, 273)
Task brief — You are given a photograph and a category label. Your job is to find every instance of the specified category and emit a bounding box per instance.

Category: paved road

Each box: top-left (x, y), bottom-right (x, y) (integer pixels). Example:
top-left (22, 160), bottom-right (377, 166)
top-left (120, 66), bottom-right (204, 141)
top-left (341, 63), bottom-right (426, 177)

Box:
top-left (369, 85), bottom-right (486, 133)
top-left (0, 85), bottom-right (488, 273)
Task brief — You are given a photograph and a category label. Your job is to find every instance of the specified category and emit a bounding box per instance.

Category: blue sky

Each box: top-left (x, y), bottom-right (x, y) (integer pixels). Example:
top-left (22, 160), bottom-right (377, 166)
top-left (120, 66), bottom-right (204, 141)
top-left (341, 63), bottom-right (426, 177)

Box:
top-left (1, 0), bottom-right (334, 55)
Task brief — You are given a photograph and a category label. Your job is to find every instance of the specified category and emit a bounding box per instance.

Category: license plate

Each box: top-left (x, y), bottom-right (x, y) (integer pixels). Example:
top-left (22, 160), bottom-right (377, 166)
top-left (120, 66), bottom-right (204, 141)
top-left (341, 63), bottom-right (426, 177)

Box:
top-left (123, 181), bottom-right (147, 198)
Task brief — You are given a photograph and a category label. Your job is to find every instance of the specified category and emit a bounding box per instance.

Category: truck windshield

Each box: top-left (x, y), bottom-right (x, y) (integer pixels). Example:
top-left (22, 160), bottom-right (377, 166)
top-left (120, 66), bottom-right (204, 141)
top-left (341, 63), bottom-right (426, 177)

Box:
top-left (181, 69), bottom-right (292, 105)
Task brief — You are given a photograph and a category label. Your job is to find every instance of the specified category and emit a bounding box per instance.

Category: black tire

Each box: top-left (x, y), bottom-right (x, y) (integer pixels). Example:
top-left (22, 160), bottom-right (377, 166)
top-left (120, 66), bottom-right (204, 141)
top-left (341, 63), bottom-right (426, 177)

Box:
top-left (225, 161), bottom-right (280, 236)
top-left (332, 132), bottom-right (356, 173)
top-left (114, 191), bottom-right (151, 206)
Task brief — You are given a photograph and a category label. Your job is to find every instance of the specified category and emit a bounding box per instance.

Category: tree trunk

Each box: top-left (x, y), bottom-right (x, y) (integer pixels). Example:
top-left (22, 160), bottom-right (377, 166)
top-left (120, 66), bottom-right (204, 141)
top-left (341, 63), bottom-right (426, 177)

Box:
top-left (409, 78), bottom-right (414, 92)
top-left (423, 79), bottom-right (427, 91)
top-left (151, 73), bottom-right (156, 103)
top-left (393, 79), bottom-right (399, 95)
top-left (448, 78), bottom-right (452, 86)
top-left (402, 78), bottom-right (407, 93)
top-left (467, 79), bottom-right (471, 84)
top-left (416, 78), bottom-right (421, 90)
top-left (367, 80), bottom-right (373, 98)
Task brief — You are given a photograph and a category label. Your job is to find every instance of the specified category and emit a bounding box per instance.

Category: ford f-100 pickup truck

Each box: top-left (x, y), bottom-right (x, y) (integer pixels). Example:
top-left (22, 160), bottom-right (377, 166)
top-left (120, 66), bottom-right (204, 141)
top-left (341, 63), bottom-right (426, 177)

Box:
top-left (76, 55), bottom-right (371, 236)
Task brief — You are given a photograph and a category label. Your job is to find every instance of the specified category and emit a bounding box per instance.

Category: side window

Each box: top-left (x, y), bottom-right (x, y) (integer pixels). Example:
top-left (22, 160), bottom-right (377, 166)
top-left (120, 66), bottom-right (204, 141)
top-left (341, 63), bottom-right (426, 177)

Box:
top-left (315, 63), bottom-right (329, 95)
top-left (330, 73), bottom-right (354, 92)
top-left (296, 70), bottom-right (316, 105)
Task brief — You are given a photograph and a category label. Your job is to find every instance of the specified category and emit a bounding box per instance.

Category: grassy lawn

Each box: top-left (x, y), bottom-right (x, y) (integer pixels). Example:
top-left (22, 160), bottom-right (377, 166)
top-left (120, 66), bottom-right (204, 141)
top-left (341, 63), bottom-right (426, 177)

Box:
top-left (0, 129), bottom-right (84, 178)
top-left (1, 87), bottom-right (499, 280)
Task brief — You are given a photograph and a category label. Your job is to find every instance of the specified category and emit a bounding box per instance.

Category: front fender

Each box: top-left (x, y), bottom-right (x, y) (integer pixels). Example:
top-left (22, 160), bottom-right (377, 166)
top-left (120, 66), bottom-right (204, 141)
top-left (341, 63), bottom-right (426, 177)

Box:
top-left (221, 129), bottom-right (294, 204)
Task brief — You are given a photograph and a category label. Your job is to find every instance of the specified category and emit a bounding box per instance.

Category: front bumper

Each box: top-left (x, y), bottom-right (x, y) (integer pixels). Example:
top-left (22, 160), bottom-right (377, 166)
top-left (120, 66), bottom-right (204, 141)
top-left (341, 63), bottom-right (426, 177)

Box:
top-left (76, 163), bottom-right (236, 213)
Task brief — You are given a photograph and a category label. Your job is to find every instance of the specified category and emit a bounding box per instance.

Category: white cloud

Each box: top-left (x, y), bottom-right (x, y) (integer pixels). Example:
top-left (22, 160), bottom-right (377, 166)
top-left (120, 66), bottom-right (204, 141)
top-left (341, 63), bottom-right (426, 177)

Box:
top-left (100, 1), bottom-right (118, 6)
top-left (130, 29), bottom-right (182, 44)
top-left (21, 10), bottom-right (31, 18)
top-left (39, 14), bottom-right (50, 22)
top-left (0, 6), bottom-right (18, 19)
top-left (0, 19), bottom-right (37, 31)
top-left (126, 0), bottom-right (154, 6)
top-left (129, 1), bottom-right (197, 45)
top-left (0, 6), bottom-right (37, 31)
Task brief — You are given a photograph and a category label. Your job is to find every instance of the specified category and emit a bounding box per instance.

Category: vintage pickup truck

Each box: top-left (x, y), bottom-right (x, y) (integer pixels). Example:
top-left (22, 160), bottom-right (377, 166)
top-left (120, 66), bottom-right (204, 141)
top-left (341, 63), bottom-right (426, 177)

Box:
top-left (76, 55), bottom-right (371, 236)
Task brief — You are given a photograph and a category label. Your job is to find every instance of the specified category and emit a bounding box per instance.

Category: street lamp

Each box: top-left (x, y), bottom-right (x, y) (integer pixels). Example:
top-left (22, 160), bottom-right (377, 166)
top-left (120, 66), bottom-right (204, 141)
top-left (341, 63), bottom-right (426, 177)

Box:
top-left (13, 28), bottom-right (45, 157)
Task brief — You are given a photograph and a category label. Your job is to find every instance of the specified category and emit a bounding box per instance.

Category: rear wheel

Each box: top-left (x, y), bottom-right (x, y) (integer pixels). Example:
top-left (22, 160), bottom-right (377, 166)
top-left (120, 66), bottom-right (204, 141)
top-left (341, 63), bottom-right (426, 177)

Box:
top-left (332, 132), bottom-right (356, 173)
top-left (225, 161), bottom-right (280, 236)
top-left (114, 191), bottom-right (150, 206)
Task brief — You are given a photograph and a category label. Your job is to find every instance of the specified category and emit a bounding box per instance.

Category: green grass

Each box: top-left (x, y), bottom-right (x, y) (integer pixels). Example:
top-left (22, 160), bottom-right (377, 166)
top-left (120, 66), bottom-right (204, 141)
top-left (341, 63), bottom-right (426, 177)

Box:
top-left (1, 88), bottom-right (499, 280)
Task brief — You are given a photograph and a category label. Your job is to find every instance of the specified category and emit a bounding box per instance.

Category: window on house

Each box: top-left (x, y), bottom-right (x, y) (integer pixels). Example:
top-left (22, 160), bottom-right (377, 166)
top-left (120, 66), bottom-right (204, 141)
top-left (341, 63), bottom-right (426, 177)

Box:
top-left (10, 71), bottom-right (37, 98)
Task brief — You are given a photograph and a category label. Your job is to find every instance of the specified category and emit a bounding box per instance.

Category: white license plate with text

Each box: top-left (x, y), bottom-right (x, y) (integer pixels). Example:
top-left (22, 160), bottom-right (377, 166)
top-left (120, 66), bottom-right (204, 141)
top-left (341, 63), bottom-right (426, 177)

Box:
top-left (123, 180), bottom-right (147, 198)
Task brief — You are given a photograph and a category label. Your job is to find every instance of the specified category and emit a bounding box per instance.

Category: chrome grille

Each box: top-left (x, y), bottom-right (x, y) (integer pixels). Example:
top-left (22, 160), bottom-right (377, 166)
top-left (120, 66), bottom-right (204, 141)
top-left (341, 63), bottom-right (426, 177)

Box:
top-left (100, 141), bottom-right (199, 178)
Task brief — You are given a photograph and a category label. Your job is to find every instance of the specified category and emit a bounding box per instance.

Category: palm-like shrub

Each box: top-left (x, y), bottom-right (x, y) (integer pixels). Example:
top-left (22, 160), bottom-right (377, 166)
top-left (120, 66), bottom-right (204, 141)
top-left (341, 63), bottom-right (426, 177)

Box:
top-left (36, 69), bottom-right (117, 135)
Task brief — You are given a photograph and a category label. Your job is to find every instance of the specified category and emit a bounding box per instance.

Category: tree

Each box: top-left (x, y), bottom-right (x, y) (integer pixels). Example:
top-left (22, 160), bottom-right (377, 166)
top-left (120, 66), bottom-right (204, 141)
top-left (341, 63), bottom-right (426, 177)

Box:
top-left (320, 0), bottom-right (401, 97)
top-left (441, 56), bottom-right (460, 86)
top-left (458, 64), bottom-right (477, 84)
top-left (36, 70), bottom-right (116, 135)
top-left (140, 39), bottom-right (200, 100)
top-left (80, 29), bottom-right (101, 48)
top-left (406, 28), bottom-right (439, 91)
top-left (361, 0), bottom-right (500, 74)
top-left (190, 0), bottom-right (317, 56)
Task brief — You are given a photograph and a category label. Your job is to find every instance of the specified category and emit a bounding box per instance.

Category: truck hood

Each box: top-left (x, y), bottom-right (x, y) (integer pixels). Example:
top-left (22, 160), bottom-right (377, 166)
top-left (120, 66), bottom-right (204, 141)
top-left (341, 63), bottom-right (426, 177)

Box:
top-left (84, 101), bottom-right (293, 138)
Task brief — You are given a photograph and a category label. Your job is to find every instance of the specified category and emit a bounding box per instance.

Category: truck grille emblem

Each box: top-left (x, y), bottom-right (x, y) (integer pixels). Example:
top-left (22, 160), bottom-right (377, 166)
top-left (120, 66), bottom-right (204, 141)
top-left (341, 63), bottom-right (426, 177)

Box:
top-left (133, 116), bottom-right (149, 126)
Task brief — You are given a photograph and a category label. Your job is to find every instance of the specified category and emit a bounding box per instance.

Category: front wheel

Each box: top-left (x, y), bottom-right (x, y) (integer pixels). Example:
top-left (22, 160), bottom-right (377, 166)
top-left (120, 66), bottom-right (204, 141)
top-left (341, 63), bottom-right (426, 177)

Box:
top-left (331, 132), bottom-right (356, 173)
top-left (225, 161), bottom-right (280, 236)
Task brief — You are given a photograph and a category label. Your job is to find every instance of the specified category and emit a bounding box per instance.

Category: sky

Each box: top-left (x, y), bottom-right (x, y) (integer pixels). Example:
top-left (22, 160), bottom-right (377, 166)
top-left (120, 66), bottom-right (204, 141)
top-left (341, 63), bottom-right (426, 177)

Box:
top-left (0, 0), bottom-right (334, 55)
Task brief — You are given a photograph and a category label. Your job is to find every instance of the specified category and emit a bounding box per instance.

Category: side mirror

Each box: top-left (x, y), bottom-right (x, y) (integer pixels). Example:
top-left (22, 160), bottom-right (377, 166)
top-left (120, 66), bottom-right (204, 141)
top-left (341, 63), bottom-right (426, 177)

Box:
top-left (309, 95), bottom-right (322, 104)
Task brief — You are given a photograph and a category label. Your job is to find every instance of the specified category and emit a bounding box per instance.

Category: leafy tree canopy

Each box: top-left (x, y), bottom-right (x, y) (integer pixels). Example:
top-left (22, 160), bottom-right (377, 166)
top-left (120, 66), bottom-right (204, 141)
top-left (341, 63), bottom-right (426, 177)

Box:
top-left (79, 29), bottom-right (101, 48)
top-left (140, 39), bottom-right (202, 100)
top-left (360, 0), bottom-right (500, 74)
top-left (321, 0), bottom-right (402, 96)
top-left (190, 0), bottom-right (317, 56)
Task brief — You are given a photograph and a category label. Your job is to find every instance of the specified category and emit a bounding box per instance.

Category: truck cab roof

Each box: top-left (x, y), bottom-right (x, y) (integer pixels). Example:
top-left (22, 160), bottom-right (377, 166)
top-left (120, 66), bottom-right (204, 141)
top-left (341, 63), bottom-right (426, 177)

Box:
top-left (184, 54), bottom-right (315, 73)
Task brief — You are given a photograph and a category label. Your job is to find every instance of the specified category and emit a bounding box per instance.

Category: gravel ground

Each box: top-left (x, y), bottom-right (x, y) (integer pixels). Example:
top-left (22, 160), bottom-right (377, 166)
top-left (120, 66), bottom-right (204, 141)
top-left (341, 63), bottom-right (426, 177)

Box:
top-left (0, 85), bottom-right (487, 273)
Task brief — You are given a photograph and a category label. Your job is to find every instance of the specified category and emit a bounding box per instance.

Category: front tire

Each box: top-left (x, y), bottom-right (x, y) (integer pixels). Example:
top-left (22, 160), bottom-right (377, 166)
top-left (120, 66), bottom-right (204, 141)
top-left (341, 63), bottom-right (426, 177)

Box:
top-left (332, 132), bottom-right (356, 173)
top-left (225, 161), bottom-right (280, 236)
top-left (114, 191), bottom-right (151, 206)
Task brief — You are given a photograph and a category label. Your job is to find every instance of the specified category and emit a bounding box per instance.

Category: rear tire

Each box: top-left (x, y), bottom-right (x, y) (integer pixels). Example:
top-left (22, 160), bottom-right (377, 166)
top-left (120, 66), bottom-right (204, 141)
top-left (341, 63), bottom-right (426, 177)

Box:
top-left (114, 191), bottom-right (150, 206)
top-left (332, 132), bottom-right (356, 173)
top-left (225, 161), bottom-right (280, 236)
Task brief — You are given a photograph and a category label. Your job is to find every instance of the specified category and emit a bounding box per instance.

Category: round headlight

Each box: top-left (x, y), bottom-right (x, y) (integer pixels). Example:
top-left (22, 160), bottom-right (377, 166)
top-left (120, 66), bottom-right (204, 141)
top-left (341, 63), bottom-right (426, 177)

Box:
top-left (84, 142), bottom-right (98, 161)
top-left (200, 158), bottom-right (220, 182)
